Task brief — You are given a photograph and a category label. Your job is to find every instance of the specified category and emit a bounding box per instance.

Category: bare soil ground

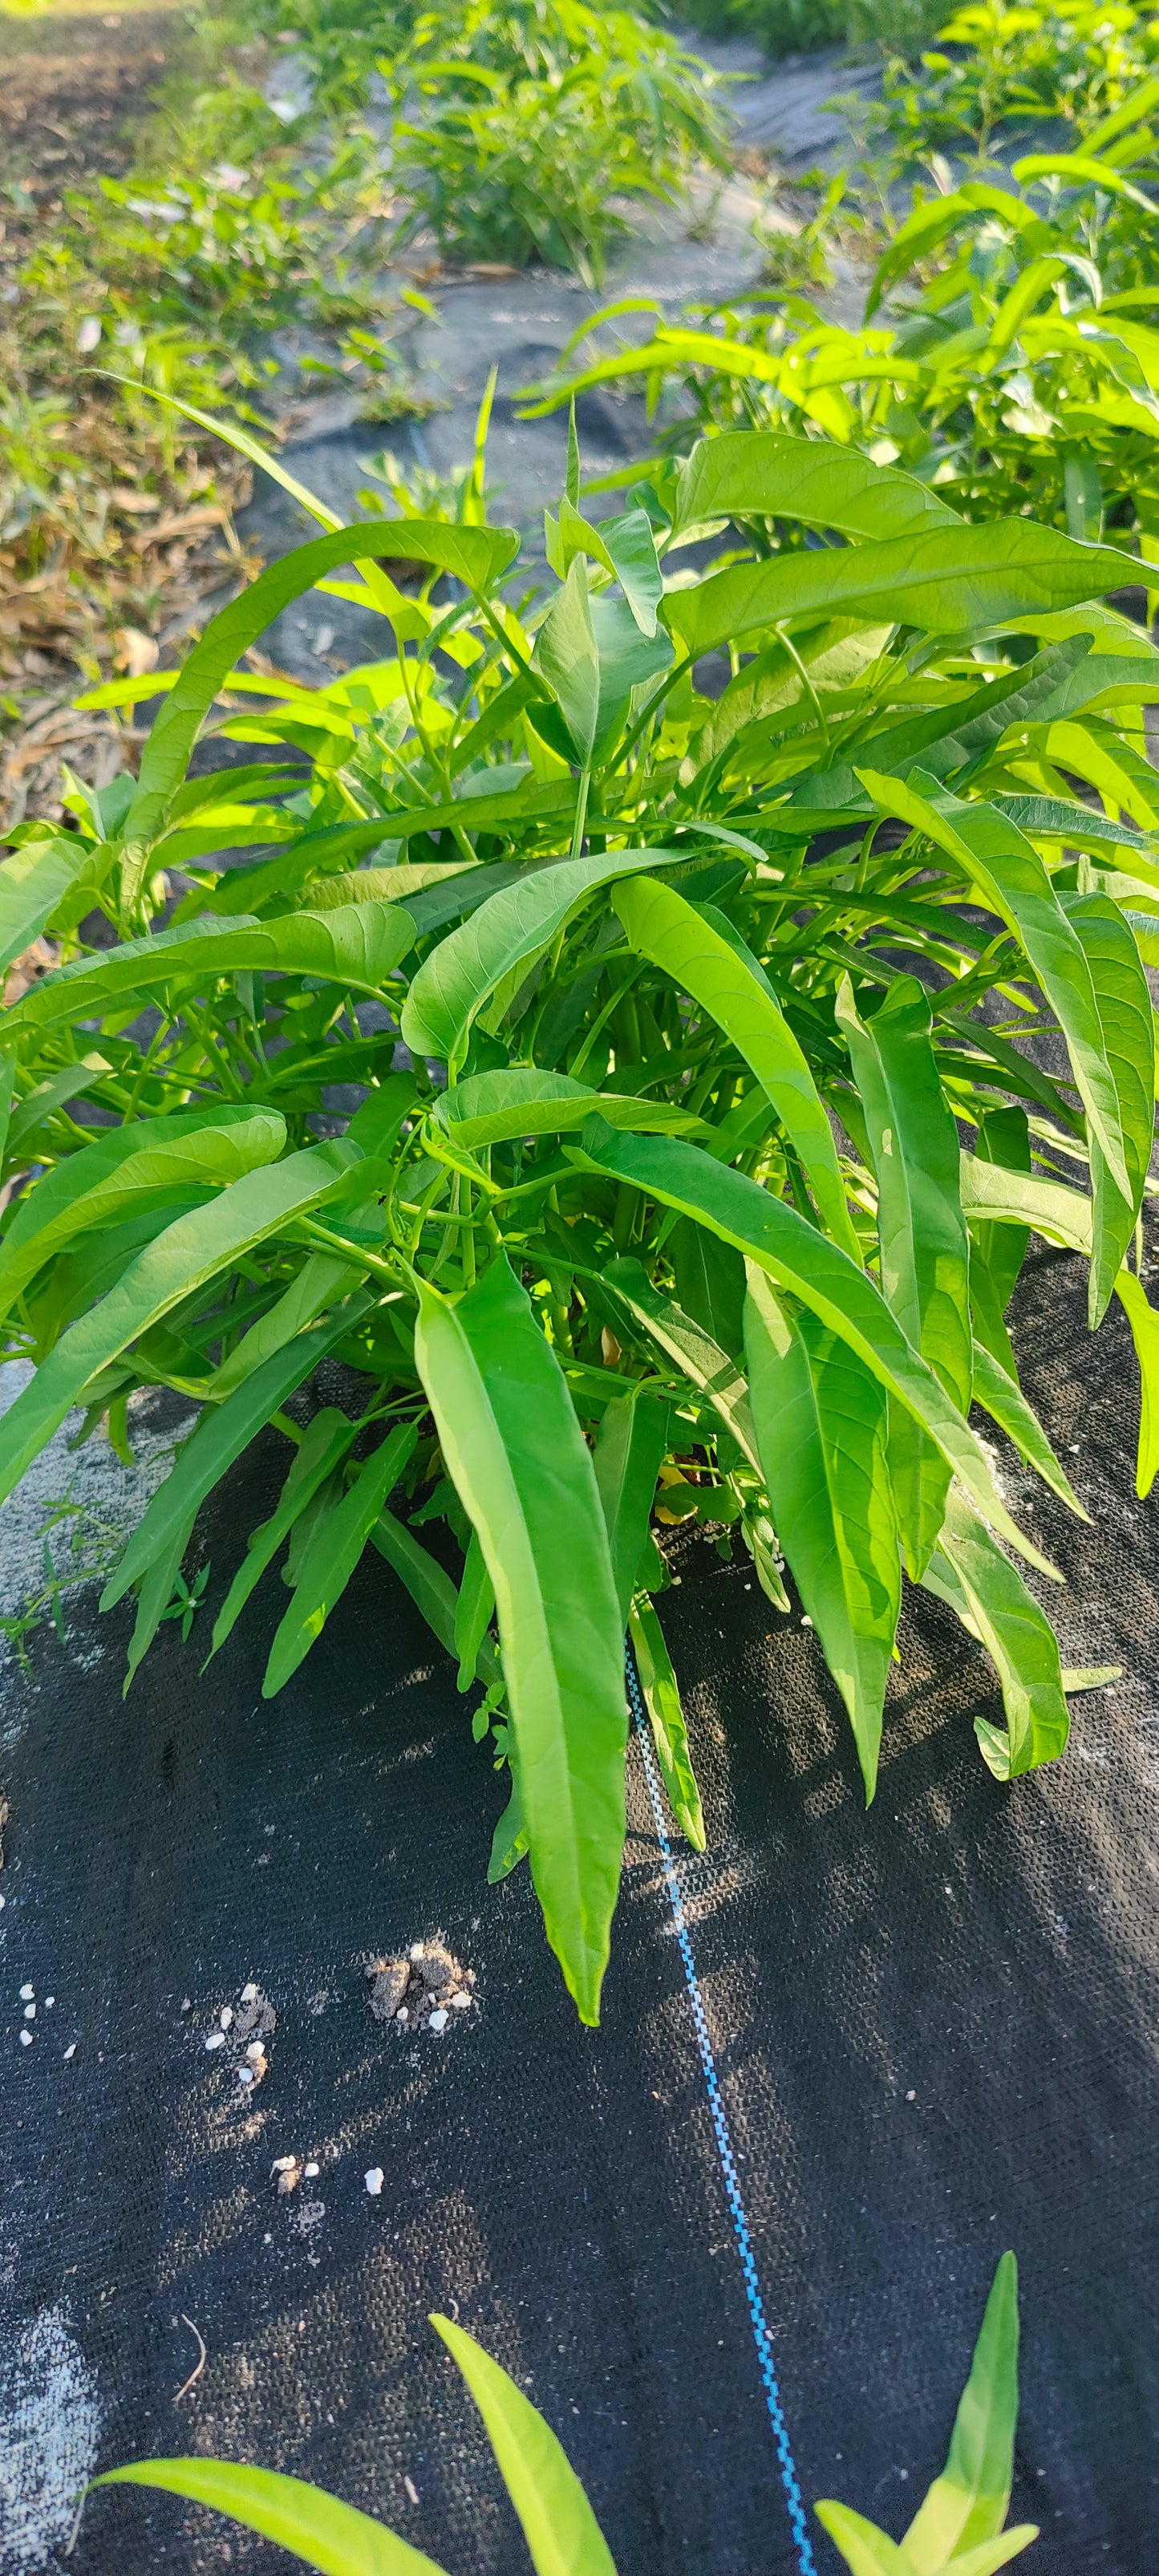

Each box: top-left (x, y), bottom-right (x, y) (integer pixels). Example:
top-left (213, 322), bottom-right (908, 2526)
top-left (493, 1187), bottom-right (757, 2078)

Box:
top-left (0, 2), bottom-right (188, 200)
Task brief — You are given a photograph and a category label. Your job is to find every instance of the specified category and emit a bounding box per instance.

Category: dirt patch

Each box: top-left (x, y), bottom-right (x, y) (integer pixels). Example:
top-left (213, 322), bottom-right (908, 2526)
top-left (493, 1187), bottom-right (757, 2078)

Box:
top-left (0, 2), bottom-right (257, 829)
top-left (366, 1939), bottom-right (477, 2034)
top-left (0, 6), bottom-right (189, 200)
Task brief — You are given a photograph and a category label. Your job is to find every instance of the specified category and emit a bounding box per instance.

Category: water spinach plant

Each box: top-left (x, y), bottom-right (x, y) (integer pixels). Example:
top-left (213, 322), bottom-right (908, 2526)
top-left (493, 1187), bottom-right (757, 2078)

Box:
top-left (1, 423), bottom-right (1156, 2018)
top-left (92, 2255), bottom-right (1035, 2574)
top-left (525, 95), bottom-right (1159, 555)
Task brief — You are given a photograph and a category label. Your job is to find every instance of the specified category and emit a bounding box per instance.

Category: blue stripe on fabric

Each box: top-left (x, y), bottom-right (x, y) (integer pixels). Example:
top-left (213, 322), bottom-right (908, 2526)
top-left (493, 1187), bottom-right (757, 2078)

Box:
top-left (626, 1649), bottom-right (817, 2576)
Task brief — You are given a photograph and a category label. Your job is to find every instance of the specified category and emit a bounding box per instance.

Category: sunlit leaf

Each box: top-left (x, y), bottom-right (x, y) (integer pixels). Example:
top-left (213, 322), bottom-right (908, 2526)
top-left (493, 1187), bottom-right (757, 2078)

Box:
top-left (414, 1256), bottom-right (627, 2022)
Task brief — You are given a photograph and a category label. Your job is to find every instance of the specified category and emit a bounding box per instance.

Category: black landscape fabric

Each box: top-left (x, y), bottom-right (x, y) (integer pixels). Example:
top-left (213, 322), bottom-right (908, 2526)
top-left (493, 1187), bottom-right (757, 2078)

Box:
top-left (0, 1243), bottom-right (1157, 2576)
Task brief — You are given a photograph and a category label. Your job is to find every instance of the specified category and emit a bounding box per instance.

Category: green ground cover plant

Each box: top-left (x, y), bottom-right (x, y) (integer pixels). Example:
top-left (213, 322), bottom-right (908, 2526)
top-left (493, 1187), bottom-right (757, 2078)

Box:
top-left (0, 414), bottom-right (1153, 2013)
top-left (88, 2257), bottom-right (1035, 2574)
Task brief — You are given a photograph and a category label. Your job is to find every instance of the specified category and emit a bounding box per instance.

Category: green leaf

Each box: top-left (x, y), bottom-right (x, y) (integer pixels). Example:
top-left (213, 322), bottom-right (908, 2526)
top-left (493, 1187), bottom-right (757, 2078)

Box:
top-left (0, 1141), bottom-right (362, 1512)
top-left (613, 875), bottom-right (861, 1260)
top-left (600, 1254), bottom-right (762, 1471)
top-left (902, 2253), bottom-right (1022, 2572)
top-left (206, 1252), bottom-right (363, 1399)
top-left (993, 793), bottom-right (1158, 858)
top-left (669, 1215), bottom-right (746, 1361)
top-left (593, 1387), bottom-right (669, 1627)
top-left (103, 1299), bottom-right (372, 1625)
top-left (488, 1767), bottom-right (529, 1880)
top-left (837, 973), bottom-right (971, 1578)
top-left (0, 837), bottom-right (96, 976)
top-left (959, 1154), bottom-right (1092, 1257)
top-left (673, 430), bottom-right (960, 543)
top-left (93, 2459), bottom-right (446, 2576)
top-left (1113, 1268), bottom-right (1159, 1497)
top-left (0, 1108), bottom-right (286, 1332)
top-left (454, 1529), bottom-right (495, 1690)
top-left (347, 1073), bottom-right (419, 1158)
top-left (812, 2503), bottom-right (911, 2576)
top-left (400, 846), bottom-right (683, 1068)
top-left (971, 1106), bottom-right (1032, 1325)
top-left (920, 1492), bottom-right (1069, 1779)
top-left (858, 772), bottom-right (1132, 1209)
top-left (928, 2537), bottom-right (1039, 2576)
top-left (413, 1255), bottom-right (627, 2023)
top-left (865, 179), bottom-right (1044, 317)
top-left (1057, 886), bottom-right (1154, 1323)
top-left (588, 593), bottom-right (673, 756)
top-left (2, 904), bottom-right (416, 1042)
top-left (430, 2315), bottom-right (618, 2576)
top-left (532, 556), bottom-right (600, 765)
top-left (602, 506), bottom-right (663, 638)
top-left (744, 1267), bottom-right (900, 1800)
top-left (577, 1124), bottom-right (1054, 1580)
top-left (4, 1053), bottom-right (113, 1159)
top-left (628, 1593), bottom-right (705, 1850)
top-left (208, 1408), bottom-right (358, 1665)
top-left (127, 520), bottom-right (520, 844)
top-left (433, 1067), bottom-right (706, 1150)
top-left (263, 1418), bottom-right (418, 1696)
top-left (665, 522), bottom-right (1133, 665)
top-left (369, 1505), bottom-right (464, 1661)
top-left (970, 1342), bottom-right (1087, 1519)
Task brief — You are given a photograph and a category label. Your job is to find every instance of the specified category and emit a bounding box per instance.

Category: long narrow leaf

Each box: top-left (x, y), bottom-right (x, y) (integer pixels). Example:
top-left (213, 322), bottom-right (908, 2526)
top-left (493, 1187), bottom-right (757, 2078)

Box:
top-left (600, 1255), bottom-right (761, 1471)
top-left (0, 1142), bottom-right (361, 1511)
top-left (430, 2316), bottom-right (618, 2576)
top-left (2, 904), bottom-right (415, 1043)
top-left (665, 521), bottom-right (1132, 664)
top-left (93, 2460), bottom-right (445, 2576)
top-left (673, 430), bottom-right (959, 543)
top-left (1114, 1268), bottom-right (1159, 1497)
top-left (628, 1593), bottom-right (705, 1849)
top-left (401, 847), bottom-right (683, 1068)
top-left (0, 836), bottom-right (97, 976)
top-left (902, 2252), bottom-right (1022, 2570)
top-left (263, 1419), bottom-right (418, 1696)
top-left (208, 1408), bottom-right (358, 1665)
top-left (857, 771), bottom-right (1132, 1207)
top-left (128, 521), bottom-right (520, 843)
top-left (837, 972), bottom-right (971, 1576)
top-left (454, 1529), bottom-right (496, 1690)
top-left (1059, 886), bottom-right (1154, 1322)
top-left (0, 1109), bottom-right (286, 1330)
top-left (921, 1491), bottom-right (1070, 1779)
top-left (593, 1388), bottom-right (669, 1627)
top-left (744, 1267), bottom-right (900, 1799)
top-left (577, 1123), bottom-right (1055, 1579)
top-left (971, 1343), bottom-right (1087, 1517)
top-left (614, 876), bottom-right (861, 1259)
top-left (102, 1300), bottom-right (371, 1616)
top-left (413, 1255), bottom-right (627, 2022)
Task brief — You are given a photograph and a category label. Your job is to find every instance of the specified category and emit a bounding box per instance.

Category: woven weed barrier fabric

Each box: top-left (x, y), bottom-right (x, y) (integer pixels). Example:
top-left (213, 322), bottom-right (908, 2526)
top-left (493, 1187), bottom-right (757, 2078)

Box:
top-left (0, 1244), bottom-right (1156, 2576)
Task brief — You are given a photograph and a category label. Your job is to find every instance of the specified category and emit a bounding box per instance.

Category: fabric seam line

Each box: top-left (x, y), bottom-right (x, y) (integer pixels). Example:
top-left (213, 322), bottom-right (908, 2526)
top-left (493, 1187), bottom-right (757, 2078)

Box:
top-left (626, 1647), bottom-right (817, 2576)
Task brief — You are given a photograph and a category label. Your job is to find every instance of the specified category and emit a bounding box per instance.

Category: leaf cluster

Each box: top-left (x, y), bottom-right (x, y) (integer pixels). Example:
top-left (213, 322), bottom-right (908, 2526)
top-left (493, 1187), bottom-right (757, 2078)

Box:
top-left (878, 0), bottom-right (1159, 168)
top-left (527, 94), bottom-right (1159, 556)
top-left (381, 0), bottom-right (731, 286)
top-left (1, 410), bottom-right (1153, 2018)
